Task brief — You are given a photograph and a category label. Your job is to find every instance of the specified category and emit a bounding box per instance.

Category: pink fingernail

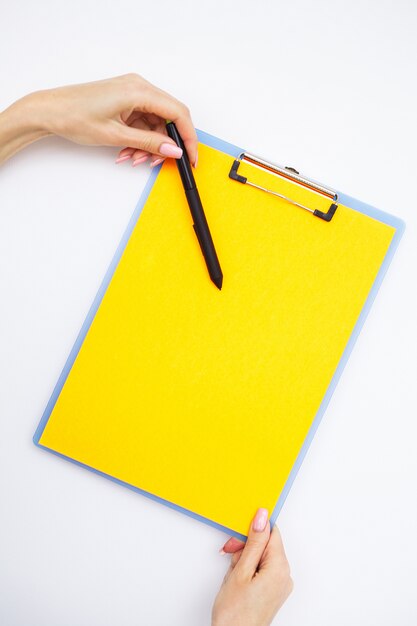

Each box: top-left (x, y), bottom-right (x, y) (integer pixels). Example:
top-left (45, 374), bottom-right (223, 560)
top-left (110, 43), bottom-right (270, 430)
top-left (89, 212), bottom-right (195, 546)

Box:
top-left (115, 154), bottom-right (131, 164)
top-left (159, 142), bottom-right (183, 158)
top-left (222, 537), bottom-right (244, 553)
top-left (132, 156), bottom-right (149, 167)
top-left (150, 157), bottom-right (165, 168)
top-left (253, 508), bottom-right (269, 533)
top-left (193, 151), bottom-right (198, 168)
top-left (219, 548), bottom-right (226, 555)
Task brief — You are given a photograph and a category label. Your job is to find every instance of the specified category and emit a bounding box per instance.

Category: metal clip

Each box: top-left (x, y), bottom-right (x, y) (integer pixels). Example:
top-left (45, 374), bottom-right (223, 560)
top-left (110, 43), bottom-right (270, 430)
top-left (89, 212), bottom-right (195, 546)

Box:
top-left (229, 152), bottom-right (338, 222)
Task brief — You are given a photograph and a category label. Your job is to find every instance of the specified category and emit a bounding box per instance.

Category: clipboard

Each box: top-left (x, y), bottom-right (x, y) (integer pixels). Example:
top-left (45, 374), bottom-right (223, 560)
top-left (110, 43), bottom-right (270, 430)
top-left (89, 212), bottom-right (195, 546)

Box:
top-left (33, 130), bottom-right (404, 540)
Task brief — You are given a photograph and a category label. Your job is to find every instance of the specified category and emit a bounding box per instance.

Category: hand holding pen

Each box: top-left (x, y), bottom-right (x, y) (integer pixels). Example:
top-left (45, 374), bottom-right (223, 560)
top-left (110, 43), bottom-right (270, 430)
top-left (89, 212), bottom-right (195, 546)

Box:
top-left (0, 73), bottom-right (198, 167)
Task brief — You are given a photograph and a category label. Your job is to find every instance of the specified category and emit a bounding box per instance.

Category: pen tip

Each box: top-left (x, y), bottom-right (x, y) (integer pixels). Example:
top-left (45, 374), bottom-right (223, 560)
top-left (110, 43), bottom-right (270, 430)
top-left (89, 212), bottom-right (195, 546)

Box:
top-left (213, 274), bottom-right (223, 290)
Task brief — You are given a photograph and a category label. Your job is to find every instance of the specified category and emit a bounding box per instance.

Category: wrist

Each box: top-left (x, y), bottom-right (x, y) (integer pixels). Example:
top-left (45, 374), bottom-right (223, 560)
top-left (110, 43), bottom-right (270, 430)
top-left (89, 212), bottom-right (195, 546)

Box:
top-left (0, 90), bottom-right (53, 164)
top-left (13, 90), bottom-right (55, 136)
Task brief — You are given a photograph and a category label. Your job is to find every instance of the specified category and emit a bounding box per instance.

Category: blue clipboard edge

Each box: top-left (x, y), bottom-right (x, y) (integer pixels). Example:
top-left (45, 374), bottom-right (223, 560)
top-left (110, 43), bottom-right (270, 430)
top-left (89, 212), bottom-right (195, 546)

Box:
top-left (33, 129), bottom-right (405, 542)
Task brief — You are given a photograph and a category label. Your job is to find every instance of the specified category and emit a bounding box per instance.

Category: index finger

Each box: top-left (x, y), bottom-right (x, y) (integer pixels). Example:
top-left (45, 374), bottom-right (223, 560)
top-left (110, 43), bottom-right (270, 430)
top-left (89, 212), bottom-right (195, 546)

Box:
top-left (141, 87), bottom-right (198, 166)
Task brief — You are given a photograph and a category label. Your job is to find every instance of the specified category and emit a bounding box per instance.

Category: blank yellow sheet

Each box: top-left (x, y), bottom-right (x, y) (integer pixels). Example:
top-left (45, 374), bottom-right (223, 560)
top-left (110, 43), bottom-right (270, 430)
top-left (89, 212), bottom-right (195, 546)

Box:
top-left (39, 143), bottom-right (395, 537)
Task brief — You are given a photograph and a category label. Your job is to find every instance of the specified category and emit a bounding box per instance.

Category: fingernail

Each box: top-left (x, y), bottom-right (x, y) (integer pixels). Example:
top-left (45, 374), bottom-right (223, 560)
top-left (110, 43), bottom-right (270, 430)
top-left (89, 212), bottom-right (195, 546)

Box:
top-left (222, 537), bottom-right (245, 553)
top-left (115, 154), bottom-right (131, 164)
top-left (150, 157), bottom-right (165, 168)
top-left (132, 156), bottom-right (149, 167)
top-left (253, 508), bottom-right (269, 533)
top-left (193, 151), bottom-right (198, 168)
top-left (219, 548), bottom-right (226, 555)
top-left (159, 142), bottom-right (183, 158)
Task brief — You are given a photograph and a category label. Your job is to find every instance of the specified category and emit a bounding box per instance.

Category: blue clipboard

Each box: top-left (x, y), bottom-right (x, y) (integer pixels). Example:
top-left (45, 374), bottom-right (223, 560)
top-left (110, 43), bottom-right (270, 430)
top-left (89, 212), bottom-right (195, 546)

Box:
top-left (34, 129), bottom-right (405, 540)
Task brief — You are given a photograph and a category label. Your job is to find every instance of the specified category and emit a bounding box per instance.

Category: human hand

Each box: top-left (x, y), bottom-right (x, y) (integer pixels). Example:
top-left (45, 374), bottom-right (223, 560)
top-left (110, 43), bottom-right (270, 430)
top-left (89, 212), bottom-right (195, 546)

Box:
top-left (0, 74), bottom-right (197, 167)
top-left (212, 509), bottom-right (293, 626)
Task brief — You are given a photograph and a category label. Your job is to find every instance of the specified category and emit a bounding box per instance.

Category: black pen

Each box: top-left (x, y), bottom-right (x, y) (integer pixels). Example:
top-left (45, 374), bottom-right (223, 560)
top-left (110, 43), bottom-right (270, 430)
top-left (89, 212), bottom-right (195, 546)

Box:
top-left (166, 121), bottom-right (223, 290)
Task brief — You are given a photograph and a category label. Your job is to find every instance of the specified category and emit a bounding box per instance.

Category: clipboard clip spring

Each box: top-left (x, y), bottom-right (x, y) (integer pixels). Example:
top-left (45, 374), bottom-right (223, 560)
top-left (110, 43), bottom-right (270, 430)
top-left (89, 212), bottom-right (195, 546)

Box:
top-left (229, 152), bottom-right (338, 222)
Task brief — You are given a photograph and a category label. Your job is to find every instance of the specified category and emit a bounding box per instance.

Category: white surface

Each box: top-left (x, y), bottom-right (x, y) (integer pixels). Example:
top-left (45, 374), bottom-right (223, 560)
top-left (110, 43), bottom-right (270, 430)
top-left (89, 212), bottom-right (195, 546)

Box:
top-left (1, 1), bottom-right (416, 625)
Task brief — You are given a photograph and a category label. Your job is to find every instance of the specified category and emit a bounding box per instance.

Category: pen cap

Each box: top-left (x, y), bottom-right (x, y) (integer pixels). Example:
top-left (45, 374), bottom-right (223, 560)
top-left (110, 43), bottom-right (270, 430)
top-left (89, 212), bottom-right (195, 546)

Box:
top-left (166, 122), bottom-right (195, 190)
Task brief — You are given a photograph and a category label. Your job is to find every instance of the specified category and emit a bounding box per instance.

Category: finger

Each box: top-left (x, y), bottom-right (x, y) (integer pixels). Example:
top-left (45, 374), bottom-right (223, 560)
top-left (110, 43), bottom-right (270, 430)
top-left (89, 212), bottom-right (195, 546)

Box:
top-left (126, 117), bottom-right (168, 162)
top-left (139, 89), bottom-right (198, 166)
top-left (131, 149), bottom-right (152, 163)
top-left (115, 154), bottom-right (132, 164)
top-left (234, 508), bottom-right (270, 580)
top-left (115, 147), bottom-right (135, 163)
top-left (257, 527), bottom-right (294, 597)
top-left (118, 147), bottom-right (135, 158)
top-left (258, 526), bottom-right (290, 575)
top-left (114, 124), bottom-right (183, 160)
top-left (221, 536), bottom-right (245, 554)
top-left (132, 155), bottom-right (149, 167)
top-left (150, 157), bottom-right (165, 168)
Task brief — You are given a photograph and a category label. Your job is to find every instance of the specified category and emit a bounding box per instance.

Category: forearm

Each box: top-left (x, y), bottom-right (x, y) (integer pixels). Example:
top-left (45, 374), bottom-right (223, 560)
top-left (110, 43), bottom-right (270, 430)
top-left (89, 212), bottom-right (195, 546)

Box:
top-left (0, 92), bottom-right (52, 165)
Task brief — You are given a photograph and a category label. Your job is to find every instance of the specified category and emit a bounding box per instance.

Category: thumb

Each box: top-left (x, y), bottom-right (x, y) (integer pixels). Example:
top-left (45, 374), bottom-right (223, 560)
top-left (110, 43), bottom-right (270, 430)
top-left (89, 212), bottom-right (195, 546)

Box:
top-left (115, 125), bottom-right (183, 159)
top-left (234, 508), bottom-right (270, 580)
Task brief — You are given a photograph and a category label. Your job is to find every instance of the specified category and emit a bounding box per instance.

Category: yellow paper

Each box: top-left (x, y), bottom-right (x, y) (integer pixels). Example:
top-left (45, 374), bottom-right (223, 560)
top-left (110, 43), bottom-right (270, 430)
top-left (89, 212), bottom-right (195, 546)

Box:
top-left (39, 143), bottom-right (395, 537)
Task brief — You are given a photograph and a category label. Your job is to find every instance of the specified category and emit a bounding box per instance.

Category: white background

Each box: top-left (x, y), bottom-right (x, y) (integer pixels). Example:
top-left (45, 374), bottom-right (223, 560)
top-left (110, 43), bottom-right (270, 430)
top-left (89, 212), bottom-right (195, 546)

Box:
top-left (1, 1), bottom-right (416, 625)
